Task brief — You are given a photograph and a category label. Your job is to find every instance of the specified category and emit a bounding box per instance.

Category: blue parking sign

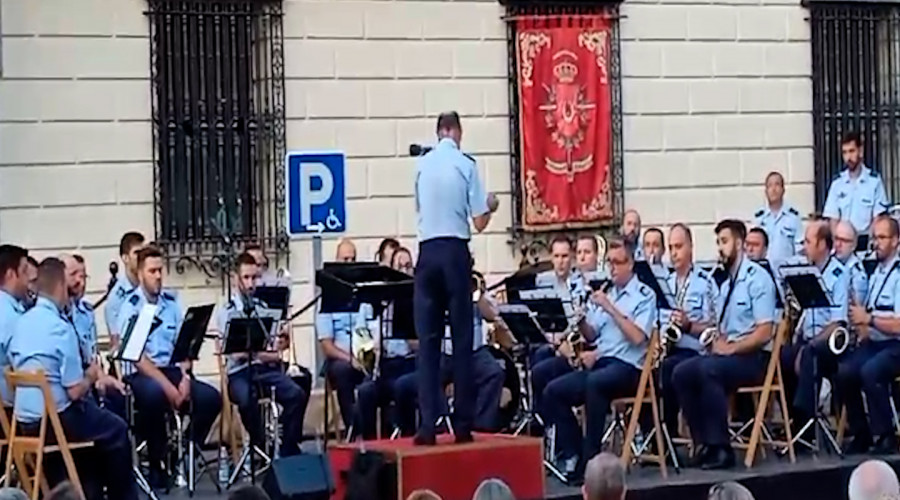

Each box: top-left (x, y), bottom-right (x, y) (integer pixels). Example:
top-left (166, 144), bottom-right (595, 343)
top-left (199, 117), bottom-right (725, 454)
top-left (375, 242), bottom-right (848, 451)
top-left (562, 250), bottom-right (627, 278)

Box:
top-left (285, 151), bottom-right (347, 236)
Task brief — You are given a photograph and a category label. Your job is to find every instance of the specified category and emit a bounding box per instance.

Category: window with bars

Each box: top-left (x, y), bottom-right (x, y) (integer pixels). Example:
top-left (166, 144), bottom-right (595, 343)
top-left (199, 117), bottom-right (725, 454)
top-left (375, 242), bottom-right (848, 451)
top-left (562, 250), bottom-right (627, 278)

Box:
top-left (811, 2), bottom-right (900, 209)
top-left (147, 0), bottom-right (287, 275)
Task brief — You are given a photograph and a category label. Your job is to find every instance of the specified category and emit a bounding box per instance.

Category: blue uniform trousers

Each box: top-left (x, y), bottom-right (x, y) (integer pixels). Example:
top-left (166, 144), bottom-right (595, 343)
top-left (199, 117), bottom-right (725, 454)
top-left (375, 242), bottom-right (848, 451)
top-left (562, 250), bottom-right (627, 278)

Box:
top-left (25, 399), bottom-right (137, 500)
top-left (780, 341), bottom-right (838, 421)
top-left (229, 364), bottom-right (308, 456)
top-left (323, 359), bottom-right (365, 430)
top-left (531, 356), bottom-right (573, 423)
top-left (658, 347), bottom-right (698, 434)
top-left (128, 367), bottom-right (222, 467)
top-left (415, 237), bottom-right (474, 436)
top-left (673, 352), bottom-right (768, 447)
top-left (99, 387), bottom-right (127, 422)
top-left (544, 357), bottom-right (640, 461)
top-left (836, 340), bottom-right (900, 438)
top-left (356, 356), bottom-right (417, 439)
top-left (395, 348), bottom-right (504, 436)
top-left (531, 344), bottom-right (556, 366)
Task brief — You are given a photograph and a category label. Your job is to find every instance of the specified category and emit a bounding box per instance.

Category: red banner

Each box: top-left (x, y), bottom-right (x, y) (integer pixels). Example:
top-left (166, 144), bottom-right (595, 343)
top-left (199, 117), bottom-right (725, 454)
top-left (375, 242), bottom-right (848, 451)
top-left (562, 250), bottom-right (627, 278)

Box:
top-left (515, 15), bottom-right (614, 231)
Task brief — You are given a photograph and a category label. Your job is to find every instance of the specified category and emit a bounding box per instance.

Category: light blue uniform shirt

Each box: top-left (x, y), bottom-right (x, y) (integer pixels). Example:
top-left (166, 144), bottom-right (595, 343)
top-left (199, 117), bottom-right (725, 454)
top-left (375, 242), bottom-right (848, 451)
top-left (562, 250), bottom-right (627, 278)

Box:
top-left (865, 253), bottom-right (900, 342)
top-left (116, 287), bottom-right (183, 367)
top-left (660, 267), bottom-right (713, 352)
top-left (839, 253), bottom-right (869, 305)
top-left (754, 204), bottom-right (803, 267)
top-left (586, 275), bottom-right (656, 369)
top-left (379, 303), bottom-right (413, 359)
top-left (70, 298), bottom-right (97, 366)
top-left (316, 308), bottom-right (368, 354)
top-left (798, 257), bottom-right (849, 341)
top-left (717, 258), bottom-right (777, 349)
top-left (9, 298), bottom-right (83, 422)
top-left (415, 138), bottom-right (488, 242)
top-left (443, 302), bottom-right (484, 355)
top-left (215, 294), bottom-right (274, 375)
top-left (0, 290), bottom-right (26, 405)
top-left (105, 274), bottom-right (138, 337)
top-left (823, 165), bottom-right (889, 234)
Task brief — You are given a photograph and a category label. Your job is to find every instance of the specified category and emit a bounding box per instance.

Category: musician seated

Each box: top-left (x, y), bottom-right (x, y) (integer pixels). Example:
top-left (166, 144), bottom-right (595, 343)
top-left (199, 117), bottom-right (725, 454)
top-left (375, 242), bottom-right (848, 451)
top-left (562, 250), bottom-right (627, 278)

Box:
top-left (0, 245), bottom-right (32, 408)
top-left (355, 247), bottom-right (417, 439)
top-left (104, 232), bottom-right (146, 346)
top-left (532, 236), bottom-right (587, 366)
top-left (543, 238), bottom-right (655, 483)
top-left (838, 215), bottom-right (900, 455)
top-left (117, 246), bottom-right (222, 488)
top-left (316, 238), bottom-right (371, 431)
top-left (214, 252), bottom-right (308, 457)
top-left (658, 224), bottom-right (713, 438)
top-left (779, 222), bottom-right (849, 431)
top-left (244, 243), bottom-right (291, 289)
top-left (745, 227), bottom-right (769, 262)
top-left (673, 220), bottom-right (776, 470)
top-left (394, 292), bottom-right (505, 436)
top-left (9, 258), bottom-right (138, 499)
top-left (833, 220), bottom-right (869, 305)
top-left (62, 254), bottom-right (126, 420)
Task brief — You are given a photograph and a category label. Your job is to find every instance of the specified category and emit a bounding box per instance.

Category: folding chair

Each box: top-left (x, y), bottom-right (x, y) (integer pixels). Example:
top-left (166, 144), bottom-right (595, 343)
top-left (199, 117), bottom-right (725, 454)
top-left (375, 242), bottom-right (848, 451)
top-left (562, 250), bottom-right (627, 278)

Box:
top-left (615, 331), bottom-right (668, 477)
top-left (3, 370), bottom-right (94, 500)
top-left (730, 319), bottom-right (796, 468)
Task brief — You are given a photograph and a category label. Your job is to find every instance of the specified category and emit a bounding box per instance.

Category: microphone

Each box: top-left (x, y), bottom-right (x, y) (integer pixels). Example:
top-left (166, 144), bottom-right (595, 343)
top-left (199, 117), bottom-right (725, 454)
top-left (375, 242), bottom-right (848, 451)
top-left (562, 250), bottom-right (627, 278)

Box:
top-left (408, 144), bottom-right (432, 157)
top-left (107, 261), bottom-right (119, 290)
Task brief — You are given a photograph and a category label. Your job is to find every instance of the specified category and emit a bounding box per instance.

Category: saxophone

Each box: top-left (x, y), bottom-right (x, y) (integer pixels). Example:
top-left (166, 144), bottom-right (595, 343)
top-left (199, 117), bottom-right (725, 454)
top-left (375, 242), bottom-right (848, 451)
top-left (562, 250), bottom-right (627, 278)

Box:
top-left (662, 274), bottom-right (691, 354)
top-left (699, 261), bottom-right (725, 349)
top-left (830, 283), bottom-right (860, 355)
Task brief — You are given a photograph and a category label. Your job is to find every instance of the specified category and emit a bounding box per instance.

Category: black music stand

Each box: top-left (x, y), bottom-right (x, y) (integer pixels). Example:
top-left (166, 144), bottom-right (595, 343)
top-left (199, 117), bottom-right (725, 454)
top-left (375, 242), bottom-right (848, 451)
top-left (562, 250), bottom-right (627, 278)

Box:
top-left (634, 261), bottom-right (674, 311)
top-left (863, 258), bottom-right (877, 277)
top-left (499, 261), bottom-right (553, 303)
top-left (780, 265), bottom-right (843, 457)
top-left (519, 297), bottom-right (568, 333)
top-left (254, 286), bottom-right (291, 319)
top-left (856, 234), bottom-right (870, 253)
top-left (756, 260), bottom-right (786, 310)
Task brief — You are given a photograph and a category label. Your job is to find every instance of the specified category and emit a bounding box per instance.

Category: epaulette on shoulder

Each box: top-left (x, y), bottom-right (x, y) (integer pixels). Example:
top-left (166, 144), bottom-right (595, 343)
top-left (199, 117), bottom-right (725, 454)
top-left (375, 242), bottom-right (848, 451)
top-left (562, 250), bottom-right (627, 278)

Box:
top-left (871, 169), bottom-right (880, 177)
top-left (161, 290), bottom-right (176, 302)
top-left (696, 268), bottom-right (708, 280)
top-left (788, 207), bottom-right (799, 216)
top-left (754, 209), bottom-right (764, 218)
top-left (747, 265), bottom-right (757, 276)
top-left (833, 266), bottom-right (844, 277)
top-left (82, 300), bottom-right (93, 312)
top-left (639, 284), bottom-right (651, 297)
top-left (128, 294), bottom-right (140, 306)
top-left (462, 152), bottom-right (476, 164)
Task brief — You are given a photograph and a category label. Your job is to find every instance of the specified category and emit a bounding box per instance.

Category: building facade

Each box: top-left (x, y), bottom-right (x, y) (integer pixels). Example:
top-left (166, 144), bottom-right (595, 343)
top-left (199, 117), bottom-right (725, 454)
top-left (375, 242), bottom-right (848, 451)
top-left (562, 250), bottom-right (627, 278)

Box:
top-left (2, 0), bottom-right (889, 376)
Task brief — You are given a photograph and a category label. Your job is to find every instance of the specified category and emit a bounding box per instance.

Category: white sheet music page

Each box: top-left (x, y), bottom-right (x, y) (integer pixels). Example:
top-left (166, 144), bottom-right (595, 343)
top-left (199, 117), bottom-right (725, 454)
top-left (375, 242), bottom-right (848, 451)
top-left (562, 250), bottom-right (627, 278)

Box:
top-left (121, 304), bottom-right (159, 362)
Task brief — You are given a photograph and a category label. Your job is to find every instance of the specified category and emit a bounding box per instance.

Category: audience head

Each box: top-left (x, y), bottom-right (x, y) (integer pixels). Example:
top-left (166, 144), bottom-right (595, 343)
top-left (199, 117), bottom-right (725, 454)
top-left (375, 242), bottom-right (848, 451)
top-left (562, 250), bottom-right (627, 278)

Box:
top-left (472, 478), bottom-right (515, 500)
top-left (582, 452), bottom-right (626, 500)
top-left (0, 488), bottom-right (28, 500)
top-left (336, 238), bottom-right (357, 263)
top-left (849, 460), bottom-right (900, 500)
top-left (834, 220), bottom-right (859, 261)
top-left (745, 227), bottom-right (769, 261)
top-left (376, 238), bottom-right (401, 266)
top-left (708, 481), bottom-right (755, 500)
top-left (228, 484), bottom-right (271, 500)
top-left (0, 245), bottom-right (29, 301)
top-left (642, 228), bottom-right (665, 264)
top-left (407, 490), bottom-right (443, 500)
top-left (549, 236), bottom-right (573, 278)
top-left (45, 481), bottom-right (79, 500)
top-left (391, 247), bottom-right (414, 276)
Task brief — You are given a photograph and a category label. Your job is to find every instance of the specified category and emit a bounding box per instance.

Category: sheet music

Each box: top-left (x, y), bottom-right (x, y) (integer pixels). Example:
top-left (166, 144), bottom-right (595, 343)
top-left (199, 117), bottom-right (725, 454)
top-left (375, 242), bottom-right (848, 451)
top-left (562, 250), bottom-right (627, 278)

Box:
top-left (519, 288), bottom-right (575, 318)
top-left (121, 304), bottom-right (158, 362)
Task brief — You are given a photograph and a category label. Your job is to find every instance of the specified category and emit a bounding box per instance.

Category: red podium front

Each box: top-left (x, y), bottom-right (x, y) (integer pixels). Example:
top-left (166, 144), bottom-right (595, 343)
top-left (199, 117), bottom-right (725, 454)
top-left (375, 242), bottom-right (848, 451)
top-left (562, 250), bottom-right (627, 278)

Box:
top-left (329, 433), bottom-right (545, 500)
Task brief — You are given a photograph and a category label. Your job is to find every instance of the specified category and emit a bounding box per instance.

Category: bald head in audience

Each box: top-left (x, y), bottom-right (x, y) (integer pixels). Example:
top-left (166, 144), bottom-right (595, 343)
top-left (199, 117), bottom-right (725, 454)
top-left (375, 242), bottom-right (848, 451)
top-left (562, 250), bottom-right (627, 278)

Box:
top-left (849, 460), bottom-right (900, 500)
top-left (583, 453), bottom-right (626, 500)
top-left (708, 482), bottom-right (754, 500)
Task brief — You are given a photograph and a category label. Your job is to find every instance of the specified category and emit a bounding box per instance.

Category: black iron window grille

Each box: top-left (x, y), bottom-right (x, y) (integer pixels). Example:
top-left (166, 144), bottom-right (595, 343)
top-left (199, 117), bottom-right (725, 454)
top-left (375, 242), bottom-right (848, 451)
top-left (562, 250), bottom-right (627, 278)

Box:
top-left (811, 2), bottom-right (900, 208)
top-left (147, 0), bottom-right (287, 277)
top-left (501, 0), bottom-right (624, 262)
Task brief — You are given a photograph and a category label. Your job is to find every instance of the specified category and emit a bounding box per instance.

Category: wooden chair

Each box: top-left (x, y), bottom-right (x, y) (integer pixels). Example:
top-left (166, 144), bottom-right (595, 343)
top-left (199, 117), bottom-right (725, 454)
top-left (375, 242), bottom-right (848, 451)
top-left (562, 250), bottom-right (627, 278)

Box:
top-left (3, 370), bottom-right (94, 500)
top-left (730, 318), bottom-right (796, 468)
top-left (616, 331), bottom-right (668, 478)
top-left (216, 354), bottom-right (244, 464)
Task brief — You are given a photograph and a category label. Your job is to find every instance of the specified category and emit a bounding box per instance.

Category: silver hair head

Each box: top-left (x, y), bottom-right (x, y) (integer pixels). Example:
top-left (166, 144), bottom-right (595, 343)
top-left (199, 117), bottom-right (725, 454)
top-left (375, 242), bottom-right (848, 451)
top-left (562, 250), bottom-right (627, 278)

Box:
top-left (708, 482), bottom-right (755, 500)
top-left (583, 452), bottom-right (626, 500)
top-left (0, 488), bottom-right (29, 500)
top-left (472, 479), bottom-right (515, 500)
top-left (849, 460), bottom-right (900, 500)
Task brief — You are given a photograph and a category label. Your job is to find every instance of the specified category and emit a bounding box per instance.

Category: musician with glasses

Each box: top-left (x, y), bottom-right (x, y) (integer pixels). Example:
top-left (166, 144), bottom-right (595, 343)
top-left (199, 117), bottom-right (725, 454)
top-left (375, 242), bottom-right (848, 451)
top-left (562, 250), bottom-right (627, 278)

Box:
top-left (838, 215), bottom-right (900, 455)
top-left (673, 219), bottom-right (777, 470)
top-left (214, 252), bottom-right (308, 457)
top-left (658, 223), bottom-right (714, 438)
top-left (117, 246), bottom-right (222, 488)
top-left (355, 247), bottom-right (418, 439)
top-left (543, 238), bottom-right (656, 483)
top-left (834, 220), bottom-right (869, 305)
top-left (779, 221), bottom-right (849, 430)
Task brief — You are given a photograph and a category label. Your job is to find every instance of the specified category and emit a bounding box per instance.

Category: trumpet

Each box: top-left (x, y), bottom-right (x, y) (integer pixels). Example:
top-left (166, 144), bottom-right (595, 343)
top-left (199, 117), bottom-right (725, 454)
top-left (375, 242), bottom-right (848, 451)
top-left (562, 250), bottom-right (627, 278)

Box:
top-left (281, 323), bottom-right (304, 378)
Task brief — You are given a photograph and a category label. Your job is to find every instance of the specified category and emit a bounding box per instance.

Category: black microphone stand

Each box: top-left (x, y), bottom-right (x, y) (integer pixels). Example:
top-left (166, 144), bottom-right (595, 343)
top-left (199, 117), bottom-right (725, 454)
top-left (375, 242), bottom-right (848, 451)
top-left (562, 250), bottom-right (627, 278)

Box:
top-left (211, 214), bottom-right (237, 488)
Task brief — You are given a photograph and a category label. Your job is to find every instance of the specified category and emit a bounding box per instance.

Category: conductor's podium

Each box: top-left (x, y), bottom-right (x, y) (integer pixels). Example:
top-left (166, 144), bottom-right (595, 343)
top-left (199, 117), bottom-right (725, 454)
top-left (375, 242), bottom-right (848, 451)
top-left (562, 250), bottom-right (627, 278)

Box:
top-left (329, 433), bottom-right (544, 500)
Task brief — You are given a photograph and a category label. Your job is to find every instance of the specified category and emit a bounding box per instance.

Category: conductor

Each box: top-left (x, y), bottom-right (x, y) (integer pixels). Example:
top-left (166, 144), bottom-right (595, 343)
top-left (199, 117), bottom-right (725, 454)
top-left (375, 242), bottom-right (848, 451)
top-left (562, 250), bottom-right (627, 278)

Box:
top-left (414, 111), bottom-right (498, 445)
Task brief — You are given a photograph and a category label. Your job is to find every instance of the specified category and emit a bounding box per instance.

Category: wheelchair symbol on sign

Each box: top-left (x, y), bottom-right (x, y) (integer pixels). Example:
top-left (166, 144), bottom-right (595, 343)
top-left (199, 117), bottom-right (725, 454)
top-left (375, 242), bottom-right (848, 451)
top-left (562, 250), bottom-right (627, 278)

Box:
top-left (326, 209), bottom-right (342, 230)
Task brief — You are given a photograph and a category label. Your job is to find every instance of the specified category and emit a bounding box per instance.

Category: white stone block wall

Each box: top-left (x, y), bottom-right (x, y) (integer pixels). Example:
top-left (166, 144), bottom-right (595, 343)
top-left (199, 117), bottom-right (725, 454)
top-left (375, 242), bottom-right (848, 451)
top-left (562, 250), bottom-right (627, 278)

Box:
top-left (0, 0), bottom-right (815, 372)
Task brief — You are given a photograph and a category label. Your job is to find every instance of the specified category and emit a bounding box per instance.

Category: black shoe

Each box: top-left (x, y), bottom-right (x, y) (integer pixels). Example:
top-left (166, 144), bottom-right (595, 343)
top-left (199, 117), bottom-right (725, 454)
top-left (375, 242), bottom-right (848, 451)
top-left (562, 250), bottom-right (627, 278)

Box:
top-left (455, 432), bottom-right (474, 444)
top-left (845, 435), bottom-right (873, 455)
top-left (413, 432), bottom-right (436, 446)
top-left (688, 445), bottom-right (710, 468)
top-left (701, 446), bottom-right (735, 470)
top-left (871, 435), bottom-right (898, 455)
top-left (147, 467), bottom-right (168, 491)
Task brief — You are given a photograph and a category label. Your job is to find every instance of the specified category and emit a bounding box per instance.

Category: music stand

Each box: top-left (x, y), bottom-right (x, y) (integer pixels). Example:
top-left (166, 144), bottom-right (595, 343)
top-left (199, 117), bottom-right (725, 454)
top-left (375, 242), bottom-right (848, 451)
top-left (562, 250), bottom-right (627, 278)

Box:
top-left (756, 260), bottom-right (786, 310)
top-left (518, 295), bottom-right (568, 333)
top-left (863, 258), bottom-right (877, 277)
top-left (780, 265), bottom-right (843, 457)
top-left (170, 304), bottom-right (215, 364)
top-left (634, 261), bottom-right (675, 311)
top-left (856, 234), bottom-right (870, 253)
top-left (254, 287), bottom-right (291, 319)
top-left (500, 262), bottom-right (553, 303)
